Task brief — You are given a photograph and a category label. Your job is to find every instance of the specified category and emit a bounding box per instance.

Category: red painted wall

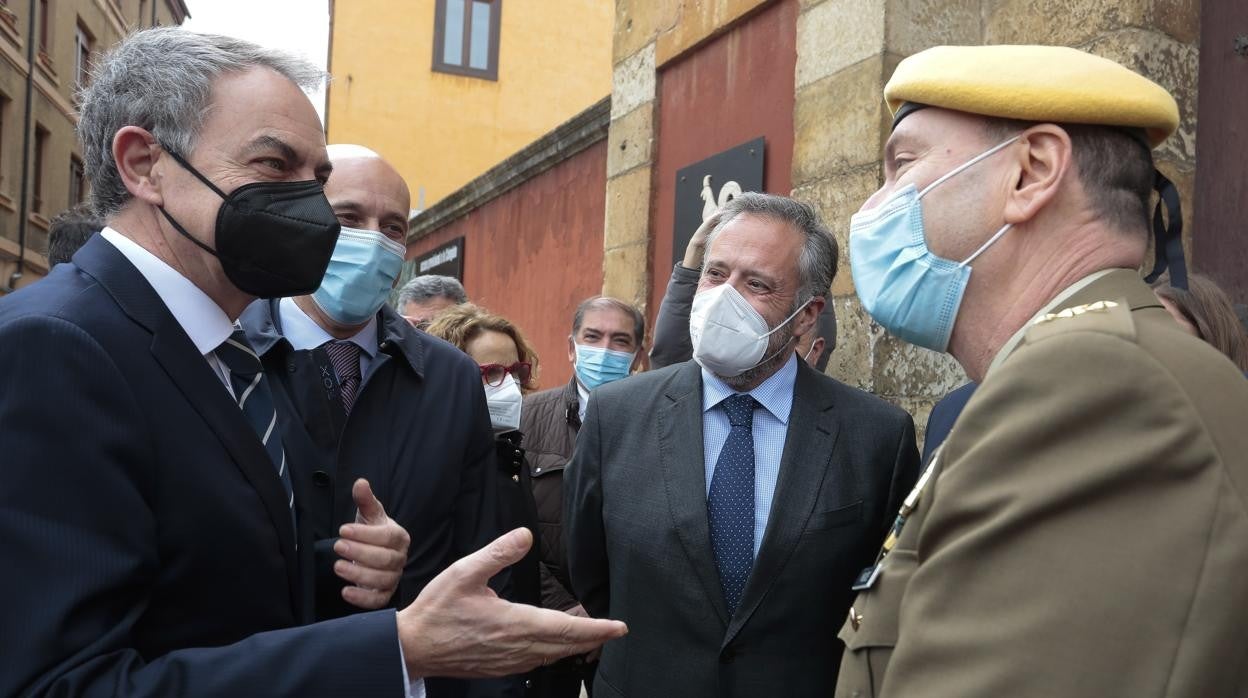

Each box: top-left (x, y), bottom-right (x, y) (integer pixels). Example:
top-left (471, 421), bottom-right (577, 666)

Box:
top-left (406, 140), bottom-right (607, 390)
top-left (649, 0), bottom-right (798, 319)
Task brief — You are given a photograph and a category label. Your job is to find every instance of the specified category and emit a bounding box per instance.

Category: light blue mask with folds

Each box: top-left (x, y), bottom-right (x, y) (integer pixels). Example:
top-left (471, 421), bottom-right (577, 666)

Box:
top-left (574, 343), bottom-right (635, 390)
top-left (848, 136), bottom-right (1019, 352)
top-left (311, 226), bottom-right (406, 326)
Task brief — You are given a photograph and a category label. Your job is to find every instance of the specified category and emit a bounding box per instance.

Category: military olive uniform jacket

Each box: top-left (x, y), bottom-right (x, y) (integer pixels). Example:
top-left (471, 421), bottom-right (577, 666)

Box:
top-left (835, 269), bottom-right (1248, 698)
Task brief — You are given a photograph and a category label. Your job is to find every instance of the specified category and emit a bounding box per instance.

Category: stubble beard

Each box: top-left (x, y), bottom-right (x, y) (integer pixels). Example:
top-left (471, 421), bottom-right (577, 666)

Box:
top-left (716, 321), bottom-right (797, 391)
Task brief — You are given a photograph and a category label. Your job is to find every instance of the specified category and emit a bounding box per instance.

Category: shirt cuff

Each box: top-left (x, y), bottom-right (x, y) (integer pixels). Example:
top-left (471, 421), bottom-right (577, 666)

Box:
top-left (396, 612), bottom-right (426, 698)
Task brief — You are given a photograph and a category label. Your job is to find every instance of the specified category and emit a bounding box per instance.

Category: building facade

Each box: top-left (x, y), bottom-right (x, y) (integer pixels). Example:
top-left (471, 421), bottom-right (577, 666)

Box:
top-left (0, 0), bottom-right (188, 294)
top-left (402, 99), bottom-right (609, 389)
top-left (325, 0), bottom-right (613, 212)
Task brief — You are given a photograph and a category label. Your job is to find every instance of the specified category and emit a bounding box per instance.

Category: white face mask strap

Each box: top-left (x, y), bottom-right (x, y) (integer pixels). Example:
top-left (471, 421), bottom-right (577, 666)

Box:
top-left (919, 136), bottom-right (1020, 199)
top-left (760, 296), bottom-right (814, 339)
top-left (960, 223), bottom-right (1013, 267)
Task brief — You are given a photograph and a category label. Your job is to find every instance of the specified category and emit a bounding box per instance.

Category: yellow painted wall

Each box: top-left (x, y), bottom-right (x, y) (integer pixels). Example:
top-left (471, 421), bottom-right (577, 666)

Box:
top-left (327, 0), bottom-right (613, 209)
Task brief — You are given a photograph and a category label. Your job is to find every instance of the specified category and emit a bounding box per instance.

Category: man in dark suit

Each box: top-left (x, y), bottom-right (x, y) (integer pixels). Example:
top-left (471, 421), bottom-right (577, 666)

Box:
top-left (240, 145), bottom-right (505, 697)
top-left (565, 193), bottom-right (920, 697)
top-left (241, 145), bottom-right (499, 620)
top-left (0, 28), bottom-right (623, 698)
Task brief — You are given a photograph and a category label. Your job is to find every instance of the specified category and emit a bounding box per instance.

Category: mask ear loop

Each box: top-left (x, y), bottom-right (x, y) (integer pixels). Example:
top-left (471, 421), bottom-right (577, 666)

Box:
top-left (919, 136), bottom-right (1021, 199)
top-left (959, 223), bottom-right (1013, 267)
top-left (759, 296), bottom-right (815, 340)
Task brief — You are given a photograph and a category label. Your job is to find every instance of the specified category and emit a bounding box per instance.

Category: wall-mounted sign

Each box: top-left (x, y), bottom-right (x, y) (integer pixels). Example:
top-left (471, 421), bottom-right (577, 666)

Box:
top-left (415, 237), bottom-right (465, 281)
top-left (672, 137), bottom-right (765, 265)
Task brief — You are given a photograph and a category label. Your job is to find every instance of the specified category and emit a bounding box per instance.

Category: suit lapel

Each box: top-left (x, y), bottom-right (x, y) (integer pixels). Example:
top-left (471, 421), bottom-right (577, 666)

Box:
top-left (724, 362), bottom-right (840, 646)
top-left (77, 237), bottom-right (301, 608)
top-left (658, 362), bottom-right (730, 627)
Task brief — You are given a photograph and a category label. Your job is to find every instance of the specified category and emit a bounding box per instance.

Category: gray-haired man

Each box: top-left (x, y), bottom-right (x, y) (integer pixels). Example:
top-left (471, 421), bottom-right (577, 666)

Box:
top-left (565, 192), bottom-right (918, 696)
top-left (397, 274), bottom-right (467, 330)
top-left (0, 27), bottom-right (623, 698)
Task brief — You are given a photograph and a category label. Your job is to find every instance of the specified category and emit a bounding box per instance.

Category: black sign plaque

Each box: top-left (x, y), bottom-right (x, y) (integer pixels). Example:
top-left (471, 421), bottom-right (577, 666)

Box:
top-left (414, 237), bottom-right (465, 281)
top-left (672, 137), bottom-right (765, 266)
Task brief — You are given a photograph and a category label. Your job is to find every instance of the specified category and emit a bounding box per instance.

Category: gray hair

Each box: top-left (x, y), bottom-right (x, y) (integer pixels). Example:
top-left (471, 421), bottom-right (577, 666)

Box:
top-left (397, 275), bottom-right (468, 308)
top-left (78, 27), bottom-right (326, 218)
top-left (705, 192), bottom-right (838, 306)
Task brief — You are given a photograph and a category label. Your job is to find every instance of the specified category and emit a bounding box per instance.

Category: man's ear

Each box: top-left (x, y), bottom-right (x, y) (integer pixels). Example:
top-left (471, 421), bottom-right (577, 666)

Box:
top-left (1003, 124), bottom-right (1073, 226)
top-left (793, 295), bottom-right (825, 339)
top-left (113, 126), bottom-right (166, 208)
top-left (567, 334), bottom-right (577, 365)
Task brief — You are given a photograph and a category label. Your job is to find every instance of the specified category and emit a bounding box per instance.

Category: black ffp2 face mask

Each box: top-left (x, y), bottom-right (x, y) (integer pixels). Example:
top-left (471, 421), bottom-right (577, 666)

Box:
top-left (156, 146), bottom-right (342, 299)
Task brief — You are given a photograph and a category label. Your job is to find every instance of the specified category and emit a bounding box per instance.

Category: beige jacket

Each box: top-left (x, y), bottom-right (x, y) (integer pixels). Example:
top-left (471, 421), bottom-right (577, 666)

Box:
top-left (835, 269), bottom-right (1248, 697)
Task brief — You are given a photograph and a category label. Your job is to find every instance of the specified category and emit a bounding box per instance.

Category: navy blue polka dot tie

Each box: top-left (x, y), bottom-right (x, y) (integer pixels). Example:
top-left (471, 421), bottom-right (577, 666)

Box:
top-left (708, 393), bottom-right (758, 616)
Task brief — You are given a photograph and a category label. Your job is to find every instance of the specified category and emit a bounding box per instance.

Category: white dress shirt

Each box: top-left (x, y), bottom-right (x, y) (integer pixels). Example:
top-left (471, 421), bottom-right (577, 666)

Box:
top-left (100, 228), bottom-right (236, 392)
top-left (701, 353), bottom-right (799, 557)
top-left (278, 296), bottom-right (379, 377)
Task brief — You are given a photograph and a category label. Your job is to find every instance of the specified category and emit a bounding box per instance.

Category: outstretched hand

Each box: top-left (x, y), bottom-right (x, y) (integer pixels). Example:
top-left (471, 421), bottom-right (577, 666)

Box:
top-left (397, 528), bottom-right (627, 678)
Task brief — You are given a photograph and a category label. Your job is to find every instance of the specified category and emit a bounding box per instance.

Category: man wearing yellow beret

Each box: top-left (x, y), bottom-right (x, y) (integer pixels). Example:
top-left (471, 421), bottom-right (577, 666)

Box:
top-left (835, 45), bottom-right (1248, 697)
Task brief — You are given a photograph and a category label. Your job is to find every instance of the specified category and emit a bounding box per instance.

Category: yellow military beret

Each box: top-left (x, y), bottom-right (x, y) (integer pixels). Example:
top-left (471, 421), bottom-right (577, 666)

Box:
top-left (884, 45), bottom-right (1179, 147)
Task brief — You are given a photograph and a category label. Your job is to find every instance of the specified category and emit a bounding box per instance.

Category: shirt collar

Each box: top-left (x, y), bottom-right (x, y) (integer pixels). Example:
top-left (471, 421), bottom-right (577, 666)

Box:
top-left (701, 352), bottom-right (799, 424)
top-left (574, 378), bottom-right (591, 422)
top-left (986, 268), bottom-right (1119, 376)
top-left (100, 227), bottom-right (234, 355)
top-left (278, 296), bottom-right (379, 357)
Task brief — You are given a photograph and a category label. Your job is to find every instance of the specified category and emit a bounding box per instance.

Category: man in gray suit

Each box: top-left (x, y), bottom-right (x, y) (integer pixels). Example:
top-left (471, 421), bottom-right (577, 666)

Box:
top-left (565, 192), bottom-right (920, 697)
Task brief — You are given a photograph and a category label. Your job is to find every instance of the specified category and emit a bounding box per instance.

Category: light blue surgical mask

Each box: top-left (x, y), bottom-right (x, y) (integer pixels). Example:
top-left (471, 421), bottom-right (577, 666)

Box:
top-left (311, 226), bottom-right (405, 326)
top-left (848, 136), bottom-right (1019, 352)
top-left (574, 343), bottom-right (635, 390)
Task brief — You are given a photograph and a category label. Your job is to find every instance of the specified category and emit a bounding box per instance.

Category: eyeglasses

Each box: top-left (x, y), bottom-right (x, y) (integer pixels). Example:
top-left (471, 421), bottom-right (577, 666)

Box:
top-left (479, 362), bottom-right (531, 388)
top-left (402, 316), bottom-right (431, 331)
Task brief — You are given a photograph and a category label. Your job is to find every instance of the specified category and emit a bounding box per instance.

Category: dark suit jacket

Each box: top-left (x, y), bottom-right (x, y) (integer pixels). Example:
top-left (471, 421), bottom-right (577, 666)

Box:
top-left (241, 299), bottom-right (502, 620)
top-left (920, 382), bottom-right (978, 462)
top-left (0, 236), bottom-right (402, 697)
top-left (565, 360), bottom-right (920, 697)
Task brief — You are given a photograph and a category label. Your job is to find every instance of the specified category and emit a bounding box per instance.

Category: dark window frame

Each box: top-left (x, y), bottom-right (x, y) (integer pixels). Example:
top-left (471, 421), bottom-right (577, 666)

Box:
top-left (32, 125), bottom-right (48, 214)
top-left (0, 94), bottom-right (7, 190)
top-left (74, 20), bottom-right (93, 91)
top-left (38, 0), bottom-right (50, 54)
top-left (432, 0), bottom-right (501, 81)
top-left (69, 154), bottom-right (84, 206)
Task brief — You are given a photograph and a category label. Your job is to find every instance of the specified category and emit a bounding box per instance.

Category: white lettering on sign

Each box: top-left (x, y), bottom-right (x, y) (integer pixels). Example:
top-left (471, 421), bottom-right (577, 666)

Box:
top-left (701, 175), bottom-right (743, 221)
top-left (419, 245), bottom-right (459, 273)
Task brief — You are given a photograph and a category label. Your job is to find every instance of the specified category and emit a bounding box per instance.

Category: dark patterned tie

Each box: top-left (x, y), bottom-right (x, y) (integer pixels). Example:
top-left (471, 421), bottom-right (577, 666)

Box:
top-left (707, 393), bottom-right (758, 616)
top-left (323, 340), bottom-right (362, 415)
top-left (215, 328), bottom-right (296, 532)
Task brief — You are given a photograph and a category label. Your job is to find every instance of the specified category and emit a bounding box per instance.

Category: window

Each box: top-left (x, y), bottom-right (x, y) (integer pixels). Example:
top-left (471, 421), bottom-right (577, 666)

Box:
top-left (74, 22), bottom-right (93, 90)
top-left (32, 126), bottom-right (48, 214)
top-left (433, 0), bottom-right (500, 80)
top-left (38, 0), bottom-right (50, 54)
top-left (0, 95), bottom-right (7, 188)
top-left (69, 155), bottom-right (85, 206)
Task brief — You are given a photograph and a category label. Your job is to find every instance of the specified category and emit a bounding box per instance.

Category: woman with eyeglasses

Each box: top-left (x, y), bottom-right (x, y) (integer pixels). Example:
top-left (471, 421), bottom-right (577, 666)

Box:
top-left (425, 305), bottom-right (543, 687)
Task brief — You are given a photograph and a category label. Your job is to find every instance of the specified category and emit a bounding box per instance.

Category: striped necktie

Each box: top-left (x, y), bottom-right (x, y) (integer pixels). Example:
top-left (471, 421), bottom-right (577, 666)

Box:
top-left (323, 340), bottom-right (362, 415)
top-left (215, 328), bottom-right (296, 531)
